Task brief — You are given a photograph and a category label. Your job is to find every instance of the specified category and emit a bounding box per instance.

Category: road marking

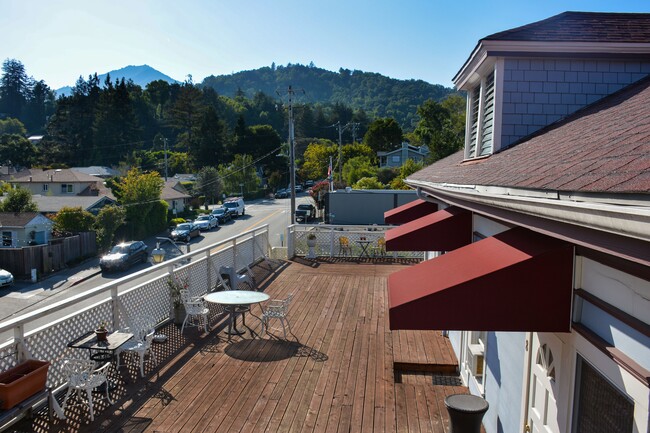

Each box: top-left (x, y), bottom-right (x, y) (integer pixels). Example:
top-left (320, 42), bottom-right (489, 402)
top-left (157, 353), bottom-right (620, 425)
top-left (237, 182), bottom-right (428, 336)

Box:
top-left (243, 209), bottom-right (283, 232)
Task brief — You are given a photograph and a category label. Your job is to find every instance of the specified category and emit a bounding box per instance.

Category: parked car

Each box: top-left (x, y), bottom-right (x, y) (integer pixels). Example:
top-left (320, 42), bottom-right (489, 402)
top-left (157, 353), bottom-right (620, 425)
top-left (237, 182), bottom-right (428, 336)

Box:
top-left (0, 268), bottom-right (14, 288)
top-left (194, 214), bottom-right (218, 231)
top-left (211, 207), bottom-right (233, 223)
top-left (223, 197), bottom-right (245, 217)
top-left (99, 241), bottom-right (148, 272)
top-left (275, 189), bottom-right (288, 199)
top-left (170, 222), bottom-right (201, 242)
top-left (295, 203), bottom-right (316, 223)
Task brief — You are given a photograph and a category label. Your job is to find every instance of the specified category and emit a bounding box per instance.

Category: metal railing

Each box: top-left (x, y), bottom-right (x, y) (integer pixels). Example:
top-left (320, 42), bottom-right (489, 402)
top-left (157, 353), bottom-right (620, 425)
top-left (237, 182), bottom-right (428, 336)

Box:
top-left (0, 225), bottom-right (270, 389)
top-left (288, 224), bottom-right (423, 260)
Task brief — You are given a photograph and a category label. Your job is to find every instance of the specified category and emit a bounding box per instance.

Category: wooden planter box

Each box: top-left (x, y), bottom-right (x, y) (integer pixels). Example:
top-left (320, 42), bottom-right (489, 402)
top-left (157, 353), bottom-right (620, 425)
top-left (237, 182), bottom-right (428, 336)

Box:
top-left (0, 360), bottom-right (50, 410)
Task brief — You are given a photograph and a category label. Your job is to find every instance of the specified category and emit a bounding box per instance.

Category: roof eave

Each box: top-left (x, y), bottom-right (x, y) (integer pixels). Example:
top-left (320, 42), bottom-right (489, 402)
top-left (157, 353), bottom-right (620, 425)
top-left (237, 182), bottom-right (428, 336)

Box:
top-left (453, 40), bottom-right (650, 89)
top-left (406, 179), bottom-right (650, 243)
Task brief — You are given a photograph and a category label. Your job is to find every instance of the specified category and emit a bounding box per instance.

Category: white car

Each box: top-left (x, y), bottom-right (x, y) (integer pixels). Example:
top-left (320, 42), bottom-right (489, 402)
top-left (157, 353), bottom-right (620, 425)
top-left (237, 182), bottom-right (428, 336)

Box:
top-left (0, 268), bottom-right (14, 288)
top-left (194, 214), bottom-right (218, 231)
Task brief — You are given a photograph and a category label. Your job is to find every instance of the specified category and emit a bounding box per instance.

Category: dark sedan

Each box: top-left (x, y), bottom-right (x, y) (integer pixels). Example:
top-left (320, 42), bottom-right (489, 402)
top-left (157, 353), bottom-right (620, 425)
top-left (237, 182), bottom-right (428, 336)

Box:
top-left (170, 222), bottom-right (200, 243)
top-left (99, 241), bottom-right (148, 272)
top-left (211, 207), bottom-right (233, 224)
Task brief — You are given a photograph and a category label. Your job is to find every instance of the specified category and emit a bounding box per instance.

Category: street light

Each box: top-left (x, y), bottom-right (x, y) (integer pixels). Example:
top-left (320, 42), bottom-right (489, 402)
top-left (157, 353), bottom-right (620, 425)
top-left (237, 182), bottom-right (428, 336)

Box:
top-left (151, 242), bottom-right (165, 264)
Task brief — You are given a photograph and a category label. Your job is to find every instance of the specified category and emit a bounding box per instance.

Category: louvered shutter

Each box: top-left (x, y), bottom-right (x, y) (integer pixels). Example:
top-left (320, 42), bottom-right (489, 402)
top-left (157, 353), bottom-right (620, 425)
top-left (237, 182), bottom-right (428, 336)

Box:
top-left (479, 72), bottom-right (495, 156)
top-left (467, 86), bottom-right (480, 158)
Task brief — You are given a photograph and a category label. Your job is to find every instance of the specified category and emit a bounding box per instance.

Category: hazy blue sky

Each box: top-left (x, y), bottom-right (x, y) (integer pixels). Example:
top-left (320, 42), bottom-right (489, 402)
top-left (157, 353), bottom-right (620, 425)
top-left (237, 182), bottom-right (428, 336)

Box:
top-left (2, 0), bottom-right (648, 89)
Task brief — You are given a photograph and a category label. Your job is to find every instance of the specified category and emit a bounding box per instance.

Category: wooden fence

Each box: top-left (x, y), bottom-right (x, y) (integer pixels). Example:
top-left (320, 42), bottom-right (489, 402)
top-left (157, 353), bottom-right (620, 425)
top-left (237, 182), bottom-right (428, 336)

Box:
top-left (0, 232), bottom-right (96, 278)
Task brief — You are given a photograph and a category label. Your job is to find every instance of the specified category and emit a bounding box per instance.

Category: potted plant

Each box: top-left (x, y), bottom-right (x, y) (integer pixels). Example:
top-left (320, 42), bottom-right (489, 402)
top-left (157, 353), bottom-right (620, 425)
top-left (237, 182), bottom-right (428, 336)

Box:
top-left (168, 276), bottom-right (188, 325)
top-left (306, 233), bottom-right (317, 247)
top-left (95, 321), bottom-right (108, 341)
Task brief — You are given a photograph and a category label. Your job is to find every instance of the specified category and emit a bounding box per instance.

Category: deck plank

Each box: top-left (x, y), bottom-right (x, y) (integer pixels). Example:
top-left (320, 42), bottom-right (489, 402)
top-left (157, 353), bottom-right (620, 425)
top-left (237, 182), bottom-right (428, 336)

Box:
top-left (19, 259), bottom-right (481, 433)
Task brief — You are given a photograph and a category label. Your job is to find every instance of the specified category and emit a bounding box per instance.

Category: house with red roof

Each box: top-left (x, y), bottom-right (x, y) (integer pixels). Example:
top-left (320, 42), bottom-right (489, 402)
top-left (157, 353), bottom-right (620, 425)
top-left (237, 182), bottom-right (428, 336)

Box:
top-left (384, 12), bottom-right (650, 433)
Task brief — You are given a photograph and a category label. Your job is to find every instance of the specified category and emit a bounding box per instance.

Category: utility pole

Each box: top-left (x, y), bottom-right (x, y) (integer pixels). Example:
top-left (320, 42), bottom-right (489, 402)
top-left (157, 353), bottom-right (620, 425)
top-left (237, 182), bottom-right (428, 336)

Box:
top-left (287, 86), bottom-right (297, 224)
top-left (337, 121), bottom-right (343, 182)
top-left (163, 137), bottom-right (168, 181)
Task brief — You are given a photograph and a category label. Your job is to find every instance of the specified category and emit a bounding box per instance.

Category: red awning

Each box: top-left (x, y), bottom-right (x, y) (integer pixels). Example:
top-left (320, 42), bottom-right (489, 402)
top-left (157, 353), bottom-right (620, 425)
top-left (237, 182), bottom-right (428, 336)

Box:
top-left (384, 199), bottom-right (438, 225)
top-left (388, 227), bottom-right (574, 332)
top-left (385, 206), bottom-right (472, 252)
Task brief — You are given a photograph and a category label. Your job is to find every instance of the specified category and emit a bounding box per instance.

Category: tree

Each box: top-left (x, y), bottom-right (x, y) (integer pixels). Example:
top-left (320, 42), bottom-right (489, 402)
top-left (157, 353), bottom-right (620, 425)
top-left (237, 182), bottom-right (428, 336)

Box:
top-left (0, 134), bottom-right (38, 167)
top-left (363, 118), bottom-right (403, 152)
top-left (0, 118), bottom-right (26, 135)
top-left (170, 83), bottom-right (204, 153)
top-left (389, 159), bottom-right (425, 190)
top-left (354, 177), bottom-right (385, 190)
top-left (300, 140), bottom-right (337, 181)
top-left (24, 80), bottom-right (55, 133)
top-left (217, 154), bottom-right (259, 197)
top-left (191, 106), bottom-right (228, 168)
top-left (342, 156), bottom-right (376, 186)
top-left (115, 168), bottom-right (164, 238)
top-left (0, 186), bottom-right (38, 212)
top-left (94, 205), bottom-right (126, 251)
top-left (53, 206), bottom-right (95, 234)
top-left (194, 166), bottom-right (222, 207)
top-left (414, 95), bottom-right (465, 162)
top-left (0, 59), bottom-right (29, 120)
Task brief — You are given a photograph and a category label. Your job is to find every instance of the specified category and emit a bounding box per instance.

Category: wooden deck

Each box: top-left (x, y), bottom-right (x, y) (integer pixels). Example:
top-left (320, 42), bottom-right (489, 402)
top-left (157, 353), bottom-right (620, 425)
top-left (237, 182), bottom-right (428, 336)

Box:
top-left (21, 258), bottom-right (473, 433)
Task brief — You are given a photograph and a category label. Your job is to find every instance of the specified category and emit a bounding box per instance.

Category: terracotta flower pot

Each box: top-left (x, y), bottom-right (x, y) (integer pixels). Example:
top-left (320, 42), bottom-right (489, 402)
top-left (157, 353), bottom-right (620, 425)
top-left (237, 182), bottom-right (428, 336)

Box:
top-left (0, 359), bottom-right (50, 409)
top-left (95, 329), bottom-right (108, 341)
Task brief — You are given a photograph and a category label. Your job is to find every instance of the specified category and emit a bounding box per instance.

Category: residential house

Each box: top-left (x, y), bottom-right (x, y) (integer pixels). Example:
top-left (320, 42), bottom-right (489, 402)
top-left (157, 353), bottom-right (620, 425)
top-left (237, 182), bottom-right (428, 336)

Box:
top-left (377, 142), bottom-right (429, 168)
top-left (71, 166), bottom-right (120, 179)
top-left (0, 212), bottom-right (53, 247)
top-left (4, 168), bottom-right (114, 199)
top-left (385, 12), bottom-right (650, 433)
top-left (162, 179), bottom-right (191, 214)
top-left (30, 195), bottom-right (117, 215)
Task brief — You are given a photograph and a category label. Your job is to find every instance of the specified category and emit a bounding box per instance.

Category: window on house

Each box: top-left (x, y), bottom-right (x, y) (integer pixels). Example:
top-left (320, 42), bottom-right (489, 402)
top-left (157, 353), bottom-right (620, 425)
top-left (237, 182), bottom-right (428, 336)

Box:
top-left (391, 155), bottom-right (401, 163)
top-left (42, 184), bottom-right (48, 192)
top-left (2, 231), bottom-right (13, 247)
top-left (61, 184), bottom-right (73, 194)
top-left (572, 355), bottom-right (633, 433)
top-left (464, 331), bottom-right (487, 389)
top-left (466, 70), bottom-right (495, 159)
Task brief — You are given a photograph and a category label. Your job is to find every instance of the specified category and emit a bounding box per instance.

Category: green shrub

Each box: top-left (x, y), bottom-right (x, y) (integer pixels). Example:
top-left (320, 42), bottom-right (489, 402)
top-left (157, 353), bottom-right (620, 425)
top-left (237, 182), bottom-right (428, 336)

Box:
top-left (170, 218), bottom-right (186, 226)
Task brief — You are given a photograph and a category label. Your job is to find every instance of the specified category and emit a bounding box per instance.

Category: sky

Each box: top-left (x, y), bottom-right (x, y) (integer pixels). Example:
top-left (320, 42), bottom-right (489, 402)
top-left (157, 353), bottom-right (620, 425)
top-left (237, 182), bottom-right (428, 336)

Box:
top-left (2, 0), bottom-right (649, 90)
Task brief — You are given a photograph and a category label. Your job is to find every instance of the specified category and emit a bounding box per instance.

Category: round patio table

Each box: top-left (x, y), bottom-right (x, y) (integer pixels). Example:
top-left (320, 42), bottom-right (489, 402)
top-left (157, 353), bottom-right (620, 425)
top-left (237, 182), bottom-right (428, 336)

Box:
top-left (204, 290), bottom-right (270, 337)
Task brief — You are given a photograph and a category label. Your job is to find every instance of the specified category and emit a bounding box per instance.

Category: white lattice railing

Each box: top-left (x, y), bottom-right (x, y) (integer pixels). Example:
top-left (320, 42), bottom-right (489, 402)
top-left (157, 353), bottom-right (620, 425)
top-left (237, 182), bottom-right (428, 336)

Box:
top-left (0, 225), bottom-right (270, 389)
top-left (288, 224), bottom-right (424, 260)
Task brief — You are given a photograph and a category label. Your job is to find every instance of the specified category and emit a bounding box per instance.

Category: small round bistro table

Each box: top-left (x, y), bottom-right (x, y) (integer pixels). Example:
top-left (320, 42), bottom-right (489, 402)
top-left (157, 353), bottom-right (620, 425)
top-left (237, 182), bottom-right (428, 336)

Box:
top-left (204, 290), bottom-right (270, 338)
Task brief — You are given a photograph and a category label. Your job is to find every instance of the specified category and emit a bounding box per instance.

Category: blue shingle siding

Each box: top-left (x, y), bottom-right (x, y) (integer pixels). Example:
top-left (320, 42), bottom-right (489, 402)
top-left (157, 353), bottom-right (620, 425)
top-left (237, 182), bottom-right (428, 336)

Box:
top-left (500, 58), bottom-right (650, 148)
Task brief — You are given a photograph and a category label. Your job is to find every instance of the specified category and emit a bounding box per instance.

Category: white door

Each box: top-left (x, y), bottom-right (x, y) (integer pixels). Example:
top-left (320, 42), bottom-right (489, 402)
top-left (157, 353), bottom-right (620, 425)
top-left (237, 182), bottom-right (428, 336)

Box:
top-left (526, 333), bottom-right (563, 433)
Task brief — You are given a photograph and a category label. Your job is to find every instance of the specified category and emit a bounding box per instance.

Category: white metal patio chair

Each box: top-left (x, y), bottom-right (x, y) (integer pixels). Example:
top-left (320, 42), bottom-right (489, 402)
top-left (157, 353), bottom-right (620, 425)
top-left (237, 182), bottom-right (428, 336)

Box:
top-left (218, 265), bottom-right (254, 291)
top-left (261, 293), bottom-right (294, 339)
top-left (115, 315), bottom-right (158, 377)
top-left (180, 289), bottom-right (209, 334)
top-left (60, 358), bottom-right (113, 422)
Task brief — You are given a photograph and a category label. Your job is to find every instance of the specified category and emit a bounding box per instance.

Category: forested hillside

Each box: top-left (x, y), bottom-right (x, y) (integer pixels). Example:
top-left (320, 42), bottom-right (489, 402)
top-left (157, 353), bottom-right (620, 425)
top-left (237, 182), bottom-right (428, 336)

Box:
top-left (201, 63), bottom-right (457, 129)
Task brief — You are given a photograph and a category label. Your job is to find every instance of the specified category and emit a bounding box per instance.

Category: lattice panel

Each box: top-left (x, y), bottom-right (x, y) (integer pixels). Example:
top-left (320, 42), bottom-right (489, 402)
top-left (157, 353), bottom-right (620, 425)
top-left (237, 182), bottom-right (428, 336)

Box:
top-left (236, 237), bottom-right (254, 271)
top-left (292, 226), bottom-right (424, 259)
top-left (25, 302), bottom-right (113, 388)
top-left (119, 274), bottom-right (171, 328)
top-left (187, 258), bottom-right (209, 297)
top-left (0, 344), bottom-right (18, 372)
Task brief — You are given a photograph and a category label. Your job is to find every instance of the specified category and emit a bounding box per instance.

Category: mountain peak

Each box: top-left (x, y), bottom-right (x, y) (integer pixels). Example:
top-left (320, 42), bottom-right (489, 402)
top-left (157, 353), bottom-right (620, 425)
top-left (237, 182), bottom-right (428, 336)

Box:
top-left (56, 65), bottom-right (179, 97)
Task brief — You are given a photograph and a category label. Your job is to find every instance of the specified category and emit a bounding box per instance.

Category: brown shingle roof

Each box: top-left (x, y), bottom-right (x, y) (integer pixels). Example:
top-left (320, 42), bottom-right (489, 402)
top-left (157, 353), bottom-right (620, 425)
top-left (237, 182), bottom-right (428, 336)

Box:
top-left (0, 212), bottom-right (41, 227)
top-left (410, 76), bottom-right (650, 194)
top-left (11, 168), bottom-right (103, 183)
top-left (484, 11), bottom-right (650, 43)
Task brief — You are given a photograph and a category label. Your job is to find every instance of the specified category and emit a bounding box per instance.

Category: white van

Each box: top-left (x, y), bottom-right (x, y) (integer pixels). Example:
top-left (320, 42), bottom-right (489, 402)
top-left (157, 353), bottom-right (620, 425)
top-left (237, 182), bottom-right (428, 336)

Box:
top-left (223, 197), bottom-right (245, 217)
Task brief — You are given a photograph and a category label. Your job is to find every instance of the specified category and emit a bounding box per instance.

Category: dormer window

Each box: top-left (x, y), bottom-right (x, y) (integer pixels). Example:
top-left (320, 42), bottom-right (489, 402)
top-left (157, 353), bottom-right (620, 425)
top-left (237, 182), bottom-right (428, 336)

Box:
top-left (466, 70), bottom-right (495, 159)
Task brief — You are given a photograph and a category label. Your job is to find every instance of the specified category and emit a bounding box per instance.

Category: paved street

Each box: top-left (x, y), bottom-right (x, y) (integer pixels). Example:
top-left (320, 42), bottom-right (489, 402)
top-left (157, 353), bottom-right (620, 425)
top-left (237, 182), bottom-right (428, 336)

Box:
top-left (0, 194), bottom-right (316, 324)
